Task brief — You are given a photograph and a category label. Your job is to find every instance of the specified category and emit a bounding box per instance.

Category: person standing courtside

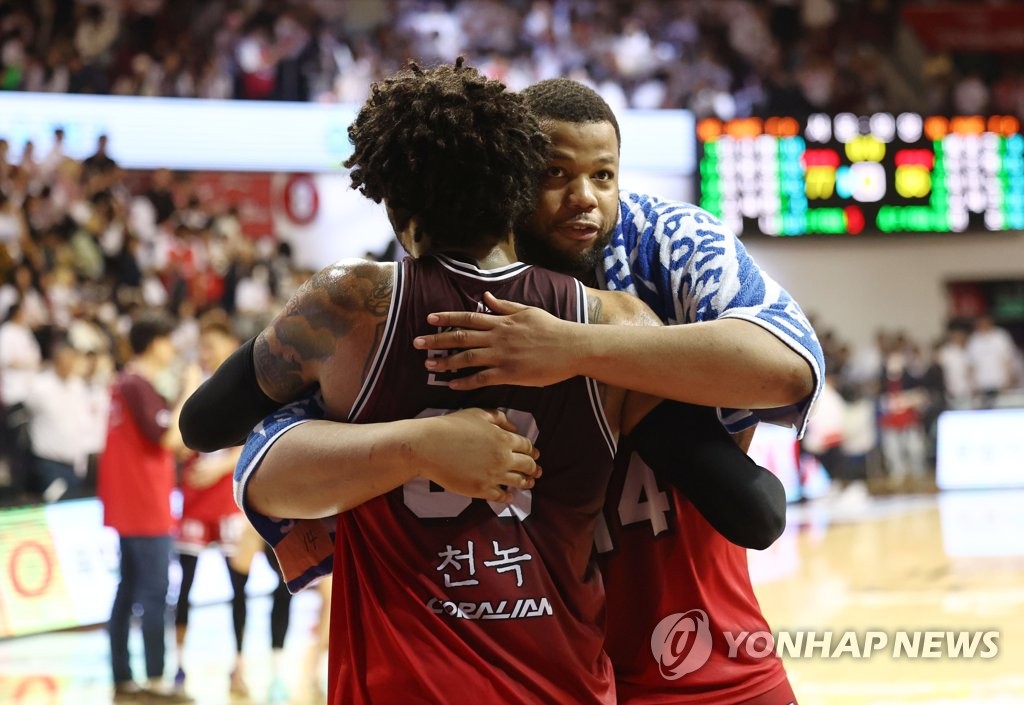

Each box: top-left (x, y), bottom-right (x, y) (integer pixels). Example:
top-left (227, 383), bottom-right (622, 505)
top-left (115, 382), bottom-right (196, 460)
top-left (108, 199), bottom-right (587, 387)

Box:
top-left (25, 339), bottom-right (93, 502)
top-left (98, 312), bottom-right (198, 703)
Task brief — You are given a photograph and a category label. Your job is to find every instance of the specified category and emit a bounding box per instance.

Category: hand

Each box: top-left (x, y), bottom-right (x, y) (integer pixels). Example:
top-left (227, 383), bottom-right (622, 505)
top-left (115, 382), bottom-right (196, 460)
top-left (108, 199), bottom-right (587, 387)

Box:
top-left (414, 408), bottom-right (542, 503)
top-left (413, 292), bottom-right (581, 390)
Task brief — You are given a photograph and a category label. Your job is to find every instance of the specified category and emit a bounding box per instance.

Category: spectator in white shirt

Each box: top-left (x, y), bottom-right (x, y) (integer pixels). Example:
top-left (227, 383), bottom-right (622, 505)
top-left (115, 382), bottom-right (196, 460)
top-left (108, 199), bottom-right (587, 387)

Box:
top-left (801, 370), bottom-right (847, 489)
top-left (0, 190), bottom-right (28, 256)
top-left (26, 341), bottom-right (93, 501)
top-left (0, 297), bottom-right (42, 407)
top-left (39, 127), bottom-right (67, 183)
top-left (937, 326), bottom-right (973, 408)
top-left (966, 315), bottom-right (1018, 407)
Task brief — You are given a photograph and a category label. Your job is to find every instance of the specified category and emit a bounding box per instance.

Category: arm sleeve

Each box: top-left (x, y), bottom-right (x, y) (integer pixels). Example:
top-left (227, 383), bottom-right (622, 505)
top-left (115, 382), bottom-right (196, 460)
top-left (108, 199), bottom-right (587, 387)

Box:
top-left (603, 192), bottom-right (825, 436)
top-left (180, 336), bottom-right (287, 452)
top-left (629, 400), bottom-right (787, 550)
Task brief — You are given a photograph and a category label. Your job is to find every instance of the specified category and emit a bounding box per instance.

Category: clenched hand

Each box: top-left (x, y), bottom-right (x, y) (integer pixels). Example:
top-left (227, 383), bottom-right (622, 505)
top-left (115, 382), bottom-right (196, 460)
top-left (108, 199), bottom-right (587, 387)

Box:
top-left (414, 407), bottom-right (542, 504)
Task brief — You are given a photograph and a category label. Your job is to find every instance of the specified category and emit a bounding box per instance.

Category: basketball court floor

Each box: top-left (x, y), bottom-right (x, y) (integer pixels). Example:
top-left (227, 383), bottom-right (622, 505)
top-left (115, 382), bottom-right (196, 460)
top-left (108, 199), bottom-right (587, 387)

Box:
top-left (2, 488), bottom-right (1022, 705)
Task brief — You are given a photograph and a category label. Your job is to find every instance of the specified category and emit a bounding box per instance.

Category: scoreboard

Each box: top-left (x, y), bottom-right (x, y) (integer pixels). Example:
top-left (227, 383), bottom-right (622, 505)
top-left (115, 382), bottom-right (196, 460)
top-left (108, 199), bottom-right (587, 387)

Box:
top-left (696, 113), bottom-right (1024, 236)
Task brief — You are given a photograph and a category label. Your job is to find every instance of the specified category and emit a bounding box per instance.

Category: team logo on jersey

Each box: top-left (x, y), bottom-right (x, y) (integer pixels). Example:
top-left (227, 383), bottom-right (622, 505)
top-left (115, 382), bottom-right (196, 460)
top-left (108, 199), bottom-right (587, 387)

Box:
top-left (651, 609), bottom-right (713, 679)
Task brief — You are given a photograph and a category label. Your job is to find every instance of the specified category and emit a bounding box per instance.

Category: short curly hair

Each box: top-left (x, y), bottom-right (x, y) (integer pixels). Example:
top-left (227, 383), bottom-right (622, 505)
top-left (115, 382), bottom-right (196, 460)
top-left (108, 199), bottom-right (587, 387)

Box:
top-left (520, 78), bottom-right (621, 149)
top-left (345, 59), bottom-right (550, 252)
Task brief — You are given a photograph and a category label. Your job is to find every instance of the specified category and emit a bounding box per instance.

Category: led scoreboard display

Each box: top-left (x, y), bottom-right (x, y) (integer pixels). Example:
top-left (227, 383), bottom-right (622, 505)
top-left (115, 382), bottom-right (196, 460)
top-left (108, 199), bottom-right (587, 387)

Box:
top-left (696, 113), bottom-right (1024, 236)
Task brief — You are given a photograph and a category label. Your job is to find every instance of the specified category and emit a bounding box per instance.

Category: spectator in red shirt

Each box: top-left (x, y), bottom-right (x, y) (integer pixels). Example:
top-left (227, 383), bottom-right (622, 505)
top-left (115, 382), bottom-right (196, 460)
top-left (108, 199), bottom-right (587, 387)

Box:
top-left (98, 312), bottom-right (199, 703)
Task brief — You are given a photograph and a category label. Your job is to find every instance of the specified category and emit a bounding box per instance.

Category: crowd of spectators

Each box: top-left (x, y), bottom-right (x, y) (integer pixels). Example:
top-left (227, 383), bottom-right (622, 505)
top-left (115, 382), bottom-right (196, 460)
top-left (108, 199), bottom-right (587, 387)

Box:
top-left (802, 313), bottom-right (1024, 496)
top-left (0, 129), bottom-right (309, 506)
top-left (2, 128), bottom-right (1021, 507)
top-left (2, 0), bottom-right (1023, 120)
top-left (2, 0), bottom-right (1023, 507)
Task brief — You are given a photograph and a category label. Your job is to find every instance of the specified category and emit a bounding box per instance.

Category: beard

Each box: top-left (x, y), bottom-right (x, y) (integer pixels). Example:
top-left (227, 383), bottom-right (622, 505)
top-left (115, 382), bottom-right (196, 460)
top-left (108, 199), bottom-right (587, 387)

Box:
top-left (514, 222), bottom-right (613, 286)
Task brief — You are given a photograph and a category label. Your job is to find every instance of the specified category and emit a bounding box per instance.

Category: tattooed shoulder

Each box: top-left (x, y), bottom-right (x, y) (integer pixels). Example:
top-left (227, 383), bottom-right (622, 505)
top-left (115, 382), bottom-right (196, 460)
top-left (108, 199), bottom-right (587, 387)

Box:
top-left (254, 260), bottom-right (395, 403)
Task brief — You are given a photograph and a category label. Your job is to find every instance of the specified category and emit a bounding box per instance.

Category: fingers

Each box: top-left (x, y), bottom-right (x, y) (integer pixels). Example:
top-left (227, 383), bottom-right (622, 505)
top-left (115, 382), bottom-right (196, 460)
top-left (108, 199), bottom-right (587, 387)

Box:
top-left (422, 295), bottom-right (528, 333)
top-left (506, 450), bottom-right (542, 478)
top-left (414, 328), bottom-right (492, 352)
top-left (479, 408), bottom-right (517, 433)
top-left (483, 412), bottom-right (540, 461)
top-left (424, 310), bottom-right (497, 331)
top-left (482, 291), bottom-right (530, 314)
top-left (471, 409), bottom-right (516, 432)
top-left (464, 409), bottom-right (536, 460)
top-left (501, 471), bottom-right (539, 490)
top-left (446, 370), bottom-right (499, 391)
top-left (488, 466), bottom-right (542, 501)
top-left (507, 429), bottom-right (540, 460)
top-left (424, 348), bottom-right (493, 373)
top-left (487, 487), bottom-right (514, 504)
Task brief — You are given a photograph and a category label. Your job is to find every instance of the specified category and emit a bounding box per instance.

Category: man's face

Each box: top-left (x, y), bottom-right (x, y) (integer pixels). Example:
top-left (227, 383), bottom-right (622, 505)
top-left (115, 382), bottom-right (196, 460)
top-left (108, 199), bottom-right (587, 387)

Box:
top-left (151, 335), bottom-right (177, 369)
top-left (516, 120), bottom-right (619, 280)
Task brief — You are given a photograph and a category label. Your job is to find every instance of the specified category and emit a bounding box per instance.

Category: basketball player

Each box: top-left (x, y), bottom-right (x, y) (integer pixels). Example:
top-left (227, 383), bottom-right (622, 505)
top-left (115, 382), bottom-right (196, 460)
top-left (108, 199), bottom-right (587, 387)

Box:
top-left (181, 76), bottom-right (814, 701)
top-left (408, 79), bottom-right (819, 704)
top-left (230, 60), bottom-right (668, 704)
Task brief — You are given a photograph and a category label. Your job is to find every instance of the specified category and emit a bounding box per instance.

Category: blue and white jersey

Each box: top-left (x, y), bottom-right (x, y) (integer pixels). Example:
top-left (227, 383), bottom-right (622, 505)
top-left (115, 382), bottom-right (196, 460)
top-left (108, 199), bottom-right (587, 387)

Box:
top-left (234, 394), bottom-right (334, 593)
top-left (599, 191), bottom-right (824, 435)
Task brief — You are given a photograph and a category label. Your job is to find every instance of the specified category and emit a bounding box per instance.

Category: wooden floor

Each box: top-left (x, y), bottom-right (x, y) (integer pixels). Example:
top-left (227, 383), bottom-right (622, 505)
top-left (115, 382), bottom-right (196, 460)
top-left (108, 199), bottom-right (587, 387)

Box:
top-left (2, 489), bottom-right (1022, 705)
top-left (753, 489), bottom-right (1024, 704)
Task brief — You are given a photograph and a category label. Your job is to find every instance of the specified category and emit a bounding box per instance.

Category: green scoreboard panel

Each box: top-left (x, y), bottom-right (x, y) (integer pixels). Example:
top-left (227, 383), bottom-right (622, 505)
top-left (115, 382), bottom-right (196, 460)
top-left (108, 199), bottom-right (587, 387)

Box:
top-left (697, 113), bottom-right (1024, 236)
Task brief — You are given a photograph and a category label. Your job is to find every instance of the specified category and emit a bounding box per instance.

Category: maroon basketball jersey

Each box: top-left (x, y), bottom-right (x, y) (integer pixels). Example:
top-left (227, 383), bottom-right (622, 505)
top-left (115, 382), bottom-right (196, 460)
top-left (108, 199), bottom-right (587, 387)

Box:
top-left (597, 438), bottom-right (789, 704)
top-left (328, 254), bottom-right (617, 705)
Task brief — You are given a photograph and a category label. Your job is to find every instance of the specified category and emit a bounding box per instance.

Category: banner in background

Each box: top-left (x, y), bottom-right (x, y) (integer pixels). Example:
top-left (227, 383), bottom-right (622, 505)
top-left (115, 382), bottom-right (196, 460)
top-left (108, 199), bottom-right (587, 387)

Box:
top-left (903, 3), bottom-right (1024, 53)
top-left (192, 172), bottom-right (274, 238)
top-left (937, 408), bottom-right (1024, 490)
top-left (0, 498), bottom-right (289, 639)
top-left (0, 500), bottom-right (119, 638)
top-left (0, 93), bottom-right (357, 173)
top-left (0, 93), bottom-right (695, 177)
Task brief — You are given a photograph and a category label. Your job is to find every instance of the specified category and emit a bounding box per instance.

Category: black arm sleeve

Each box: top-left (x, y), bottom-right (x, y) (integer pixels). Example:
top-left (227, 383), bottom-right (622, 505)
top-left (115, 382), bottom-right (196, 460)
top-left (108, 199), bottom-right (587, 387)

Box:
top-left (629, 400), bottom-right (787, 550)
top-left (180, 337), bottom-right (286, 452)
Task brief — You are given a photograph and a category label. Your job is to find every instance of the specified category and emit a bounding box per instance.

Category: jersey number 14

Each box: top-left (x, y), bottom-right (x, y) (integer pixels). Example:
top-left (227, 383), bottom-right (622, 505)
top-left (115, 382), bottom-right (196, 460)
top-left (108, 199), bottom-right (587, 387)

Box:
top-left (595, 453), bottom-right (671, 554)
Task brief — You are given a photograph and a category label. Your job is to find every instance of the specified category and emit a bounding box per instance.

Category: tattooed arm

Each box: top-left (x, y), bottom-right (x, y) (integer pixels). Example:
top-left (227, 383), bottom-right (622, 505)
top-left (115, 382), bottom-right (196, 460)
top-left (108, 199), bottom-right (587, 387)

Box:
top-left (254, 259), bottom-right (394, 418)
top-left (179, 259), bottom-right (395, 450)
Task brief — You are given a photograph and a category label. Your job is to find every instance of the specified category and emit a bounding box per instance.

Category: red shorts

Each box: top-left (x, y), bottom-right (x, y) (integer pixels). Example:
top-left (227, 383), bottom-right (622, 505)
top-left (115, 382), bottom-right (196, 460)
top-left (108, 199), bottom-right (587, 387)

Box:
top-left (175, 513), bottom-right (246, 556)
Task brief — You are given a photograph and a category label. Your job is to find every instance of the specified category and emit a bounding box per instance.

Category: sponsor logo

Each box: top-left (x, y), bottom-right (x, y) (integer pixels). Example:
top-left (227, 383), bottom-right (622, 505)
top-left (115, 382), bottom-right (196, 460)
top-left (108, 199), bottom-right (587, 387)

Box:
top-left (426, 596), bottom-right (553, 620)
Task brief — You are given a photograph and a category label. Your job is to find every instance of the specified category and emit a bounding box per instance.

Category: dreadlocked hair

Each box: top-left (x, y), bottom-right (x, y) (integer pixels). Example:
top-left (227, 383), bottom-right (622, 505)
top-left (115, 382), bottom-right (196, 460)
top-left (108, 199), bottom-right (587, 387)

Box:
top-left (345, 58), bottom-right (551, 252)
top-left (520, 78), bottom-right (621, 150)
